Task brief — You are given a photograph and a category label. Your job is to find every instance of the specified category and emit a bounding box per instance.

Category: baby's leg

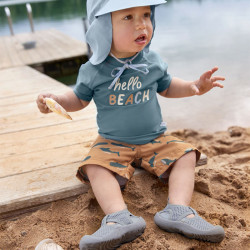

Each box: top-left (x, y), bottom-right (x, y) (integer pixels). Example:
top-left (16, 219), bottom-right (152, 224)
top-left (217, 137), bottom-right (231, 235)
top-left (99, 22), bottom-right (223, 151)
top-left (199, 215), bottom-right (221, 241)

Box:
top-left (155, 152), bottom-right (224, 242)
top-left (80, 164), bottom-right (146, 249)
top-left (168, 151), bottom-right (196, 206)
top-left (85, 164), bottom-right (126, 214)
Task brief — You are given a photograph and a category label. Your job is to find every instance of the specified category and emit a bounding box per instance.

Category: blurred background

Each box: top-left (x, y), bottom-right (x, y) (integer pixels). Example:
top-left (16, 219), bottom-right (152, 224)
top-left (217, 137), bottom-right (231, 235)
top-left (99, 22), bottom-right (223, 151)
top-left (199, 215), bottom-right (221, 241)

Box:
top-left (0, 0), bottom-right (249, 132)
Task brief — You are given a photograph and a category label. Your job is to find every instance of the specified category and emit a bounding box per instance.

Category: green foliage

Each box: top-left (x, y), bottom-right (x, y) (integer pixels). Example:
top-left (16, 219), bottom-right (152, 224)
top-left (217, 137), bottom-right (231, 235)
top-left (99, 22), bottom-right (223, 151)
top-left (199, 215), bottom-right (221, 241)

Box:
top-left (0, 0), bottom-right (87, 24)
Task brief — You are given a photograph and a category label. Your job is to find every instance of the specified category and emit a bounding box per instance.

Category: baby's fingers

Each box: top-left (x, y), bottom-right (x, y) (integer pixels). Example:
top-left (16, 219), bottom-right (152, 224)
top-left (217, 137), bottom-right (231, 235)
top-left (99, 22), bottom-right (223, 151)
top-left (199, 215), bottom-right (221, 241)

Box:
top-left (211, 66), bottom-right (219, 74)
top-left (211, 76), bottom-right (225, 82)
top-left (36, 94), bottom-right (44, 104)
top-left (212, 82), bottom-right (224, 88)
top-left (211, 76), bottom-right (225, 88)
top-left (200, 70), bottom-right (212, 81)
top-left (36, 94), bottom-right (51, 113)
top-left (201, 67), bottom-right (219, 80)
top-left (38, 102), bottom-right (50, 113)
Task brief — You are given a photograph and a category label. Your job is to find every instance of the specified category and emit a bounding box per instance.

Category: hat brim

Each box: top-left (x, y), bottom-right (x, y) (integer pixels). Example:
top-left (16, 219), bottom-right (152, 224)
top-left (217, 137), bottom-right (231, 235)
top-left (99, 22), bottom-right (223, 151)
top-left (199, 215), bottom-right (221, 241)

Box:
top-left (96, 0), bottom-right (166, 17)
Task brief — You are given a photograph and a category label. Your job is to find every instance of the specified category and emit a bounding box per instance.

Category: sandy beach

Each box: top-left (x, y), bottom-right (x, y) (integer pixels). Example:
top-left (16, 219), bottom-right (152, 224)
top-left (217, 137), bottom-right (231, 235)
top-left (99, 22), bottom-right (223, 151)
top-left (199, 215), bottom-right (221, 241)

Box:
top-left (0, 126), bottom-right (249, 250)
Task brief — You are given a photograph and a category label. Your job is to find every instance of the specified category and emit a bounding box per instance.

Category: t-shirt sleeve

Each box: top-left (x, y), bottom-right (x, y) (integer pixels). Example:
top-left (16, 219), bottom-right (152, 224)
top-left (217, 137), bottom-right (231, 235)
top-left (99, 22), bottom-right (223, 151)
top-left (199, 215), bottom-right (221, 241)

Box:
top-left (151, 52), bottom-right (172, 93)
top-left (73, 64), bottom-right (94, 101)
top-left (157, 70), bottom-right (172, 93)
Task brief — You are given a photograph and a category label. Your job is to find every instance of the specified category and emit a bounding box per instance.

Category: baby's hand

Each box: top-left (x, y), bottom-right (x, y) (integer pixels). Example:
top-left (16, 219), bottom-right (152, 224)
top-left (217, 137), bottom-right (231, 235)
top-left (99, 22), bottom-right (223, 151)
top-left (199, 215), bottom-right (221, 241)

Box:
top-left (36, 93), bottom-right (58, 114)
top-left (191, 67), bottom-right (225, 95)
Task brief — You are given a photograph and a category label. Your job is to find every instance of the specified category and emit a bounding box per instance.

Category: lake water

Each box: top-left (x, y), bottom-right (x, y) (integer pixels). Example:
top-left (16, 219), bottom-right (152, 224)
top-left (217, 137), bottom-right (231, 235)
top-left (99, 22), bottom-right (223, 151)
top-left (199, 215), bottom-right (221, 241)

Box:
top-left (0, 0), bottom-right (249, 132)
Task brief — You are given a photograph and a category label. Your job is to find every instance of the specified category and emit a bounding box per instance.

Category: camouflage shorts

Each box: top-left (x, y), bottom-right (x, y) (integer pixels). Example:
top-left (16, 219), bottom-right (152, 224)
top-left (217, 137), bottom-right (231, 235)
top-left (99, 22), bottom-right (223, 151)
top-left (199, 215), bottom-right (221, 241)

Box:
top-left (76, 133), bottom-right (200, 185)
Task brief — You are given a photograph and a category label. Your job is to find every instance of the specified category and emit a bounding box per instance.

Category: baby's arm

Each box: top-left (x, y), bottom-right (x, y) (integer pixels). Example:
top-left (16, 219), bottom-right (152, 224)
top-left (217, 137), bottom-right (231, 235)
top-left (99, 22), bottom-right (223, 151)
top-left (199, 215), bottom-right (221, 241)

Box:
top-left (36, 90), bottom-right (89, 114)
top-left (159, 67), bottom-right (225, 98)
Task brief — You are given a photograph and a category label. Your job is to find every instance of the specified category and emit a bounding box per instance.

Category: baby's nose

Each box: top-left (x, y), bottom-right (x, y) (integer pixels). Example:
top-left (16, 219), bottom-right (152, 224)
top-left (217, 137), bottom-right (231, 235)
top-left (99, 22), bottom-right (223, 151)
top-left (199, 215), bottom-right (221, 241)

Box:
top-left (136, 18), bottom-right (146, 30)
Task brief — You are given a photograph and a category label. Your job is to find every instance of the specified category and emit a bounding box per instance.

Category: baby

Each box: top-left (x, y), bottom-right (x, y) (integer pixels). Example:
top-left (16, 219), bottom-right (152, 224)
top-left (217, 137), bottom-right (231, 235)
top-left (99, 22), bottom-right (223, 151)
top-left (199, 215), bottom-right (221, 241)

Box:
top-left (36, 0), bottom-right (226, 249)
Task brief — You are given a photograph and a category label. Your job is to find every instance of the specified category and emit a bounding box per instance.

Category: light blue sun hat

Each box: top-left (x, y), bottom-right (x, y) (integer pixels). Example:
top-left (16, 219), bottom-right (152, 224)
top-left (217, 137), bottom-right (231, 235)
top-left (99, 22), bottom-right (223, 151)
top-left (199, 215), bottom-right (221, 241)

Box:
top-left (96, 0), bottom-right (167, 16)
top-left (86, 0), bottom-right (167, 65)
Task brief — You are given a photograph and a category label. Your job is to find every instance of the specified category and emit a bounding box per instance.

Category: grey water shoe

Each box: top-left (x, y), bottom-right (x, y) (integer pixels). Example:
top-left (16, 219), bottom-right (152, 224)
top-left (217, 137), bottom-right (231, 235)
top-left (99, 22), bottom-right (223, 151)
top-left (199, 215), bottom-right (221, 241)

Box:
top-left (79, 209), bottom-right (146, 250)
top-left (154, 204), bottom-right (225, 243)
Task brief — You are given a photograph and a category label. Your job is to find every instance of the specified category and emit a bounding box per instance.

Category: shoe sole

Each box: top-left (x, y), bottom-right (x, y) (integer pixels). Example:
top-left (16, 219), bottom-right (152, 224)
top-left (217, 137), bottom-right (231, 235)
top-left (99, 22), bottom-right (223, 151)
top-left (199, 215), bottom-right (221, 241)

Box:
top-left (80, 219), bottom-right (146, 250)
top-left (82, 230), bottom-right (145, 250)
top-left (154, 215), bottom-right (225, 243)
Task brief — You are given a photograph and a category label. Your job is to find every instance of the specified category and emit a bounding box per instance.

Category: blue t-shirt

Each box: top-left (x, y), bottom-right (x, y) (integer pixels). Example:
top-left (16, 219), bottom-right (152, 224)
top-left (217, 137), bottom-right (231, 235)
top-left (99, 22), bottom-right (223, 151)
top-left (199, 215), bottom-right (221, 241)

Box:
top-left (74, 51), bottom-right (172, 144)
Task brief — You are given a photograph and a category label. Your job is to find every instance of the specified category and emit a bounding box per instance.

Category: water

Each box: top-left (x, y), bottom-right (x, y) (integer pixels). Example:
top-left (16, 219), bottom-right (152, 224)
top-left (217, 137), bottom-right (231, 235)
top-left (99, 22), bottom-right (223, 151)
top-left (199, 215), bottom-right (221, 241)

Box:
top-left (0, 0), bottom-right (86, 41)
top-left (152, 0), bottom-right (250, 132)
top-left (0, 0), bottom-right (249, 132)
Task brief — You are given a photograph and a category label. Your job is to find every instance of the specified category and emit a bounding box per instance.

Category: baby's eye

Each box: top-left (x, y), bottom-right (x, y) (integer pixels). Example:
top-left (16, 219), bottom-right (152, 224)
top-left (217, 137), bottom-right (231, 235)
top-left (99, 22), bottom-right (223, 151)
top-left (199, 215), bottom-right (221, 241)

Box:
top-left (124, 15), bottom-right (133, 20)
top-left (144, 12), bottom-right (151, 18)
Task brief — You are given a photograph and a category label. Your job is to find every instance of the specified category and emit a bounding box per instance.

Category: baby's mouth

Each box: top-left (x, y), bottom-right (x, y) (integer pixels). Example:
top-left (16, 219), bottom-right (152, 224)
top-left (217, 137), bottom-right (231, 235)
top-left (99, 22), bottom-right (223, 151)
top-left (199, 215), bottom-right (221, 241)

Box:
top-left (135, 34), bottom-right (147, 43)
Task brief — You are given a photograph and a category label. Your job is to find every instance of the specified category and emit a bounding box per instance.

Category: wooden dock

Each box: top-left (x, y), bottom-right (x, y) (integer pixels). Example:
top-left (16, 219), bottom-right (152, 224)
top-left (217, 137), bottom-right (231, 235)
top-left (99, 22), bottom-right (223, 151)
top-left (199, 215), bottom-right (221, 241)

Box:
top-left (0, 66), bottom-right (98, 219)
top-left (0, 29), bottom-right (88, 70)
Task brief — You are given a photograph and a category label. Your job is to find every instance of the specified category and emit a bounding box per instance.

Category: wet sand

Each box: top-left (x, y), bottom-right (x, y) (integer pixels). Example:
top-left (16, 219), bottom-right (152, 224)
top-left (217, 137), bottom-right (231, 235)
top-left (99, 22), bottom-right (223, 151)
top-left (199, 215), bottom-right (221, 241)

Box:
top-left (0, 126), bottom-right (249, 250)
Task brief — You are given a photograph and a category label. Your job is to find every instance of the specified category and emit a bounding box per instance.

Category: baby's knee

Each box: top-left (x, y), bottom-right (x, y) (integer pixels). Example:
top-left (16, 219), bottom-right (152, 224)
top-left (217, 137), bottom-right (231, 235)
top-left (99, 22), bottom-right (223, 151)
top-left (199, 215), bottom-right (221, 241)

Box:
top-left (85, 164), bottom-right (112, 180)
top-left (179, 151), bottom-right (197, 166)
top-left (186, 151), bottom-right (197, 161)
top-left (85, 164), bottom-right (100, 177)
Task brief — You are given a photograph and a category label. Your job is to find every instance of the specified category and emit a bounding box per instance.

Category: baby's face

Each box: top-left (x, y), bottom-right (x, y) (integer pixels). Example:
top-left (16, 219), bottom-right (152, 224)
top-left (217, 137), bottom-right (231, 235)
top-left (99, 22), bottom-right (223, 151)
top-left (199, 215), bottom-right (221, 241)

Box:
top-left (111, 6), bottom-right (153, 58)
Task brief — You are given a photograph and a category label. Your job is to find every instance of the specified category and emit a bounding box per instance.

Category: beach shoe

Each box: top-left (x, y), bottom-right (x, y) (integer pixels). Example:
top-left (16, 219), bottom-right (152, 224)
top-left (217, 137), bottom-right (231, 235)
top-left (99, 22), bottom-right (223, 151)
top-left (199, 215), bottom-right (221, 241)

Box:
top-left (154, 204), bottom-right (225, 243)
top-left (79, 209), bottom-right (146, 250)
top-left (35, 239), bottom-right (64, 250)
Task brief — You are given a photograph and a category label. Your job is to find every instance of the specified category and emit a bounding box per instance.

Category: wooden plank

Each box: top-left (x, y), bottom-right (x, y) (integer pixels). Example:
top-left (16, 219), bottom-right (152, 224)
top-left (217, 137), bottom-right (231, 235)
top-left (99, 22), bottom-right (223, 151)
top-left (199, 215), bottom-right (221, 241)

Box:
top-left (0, 143), bottom-right (89, 178)
top-left (0, 96), bottom-right (96, 133)
top-left (0, 167), bottom-right (145, 218)
top-left (46, 29), bottom-right (85, 55)
top-left (0, 127), bottom-right (97, 159)
top-left (0, 99), bottom-right (95, 120)
top-left (0, 90), bottom-right (65, 106)
top-left (0, 111), bottom-right (96, 134)
top-left (0, 65), bottom-right (64, 87)
top-left (0, 162), bottom-right (89, 215)
top-left (22, 32), bottom-right (62, 64)
top-left (0, 37), bottom-right (12, 69)
top-left (2, 36), bottom-right (24, 68)
top-left (21, 29), bottom-right (87, 64)
top-left (0, 65), bottom-right (98, 217)
top-left (0, 29), bottom-right (88, 70)
top-left (42, 30), bottom-right (70, 61)
top-left (21, 34), bottom-right (52, 64)
top-left (14, 33), bottom-right (42, 65)
top-left (0, 67), bottom-right (65, 99)
top-left (0, 116), bottom-right (96, 144)
top-left (0, 101), bottom-right (44, 117)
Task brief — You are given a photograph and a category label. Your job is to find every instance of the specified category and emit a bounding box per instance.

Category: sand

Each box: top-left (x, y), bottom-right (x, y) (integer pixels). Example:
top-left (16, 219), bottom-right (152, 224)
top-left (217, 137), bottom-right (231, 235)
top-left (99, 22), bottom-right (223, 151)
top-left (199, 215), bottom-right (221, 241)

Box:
top-left (0, 126), bottom-right (249, 250)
